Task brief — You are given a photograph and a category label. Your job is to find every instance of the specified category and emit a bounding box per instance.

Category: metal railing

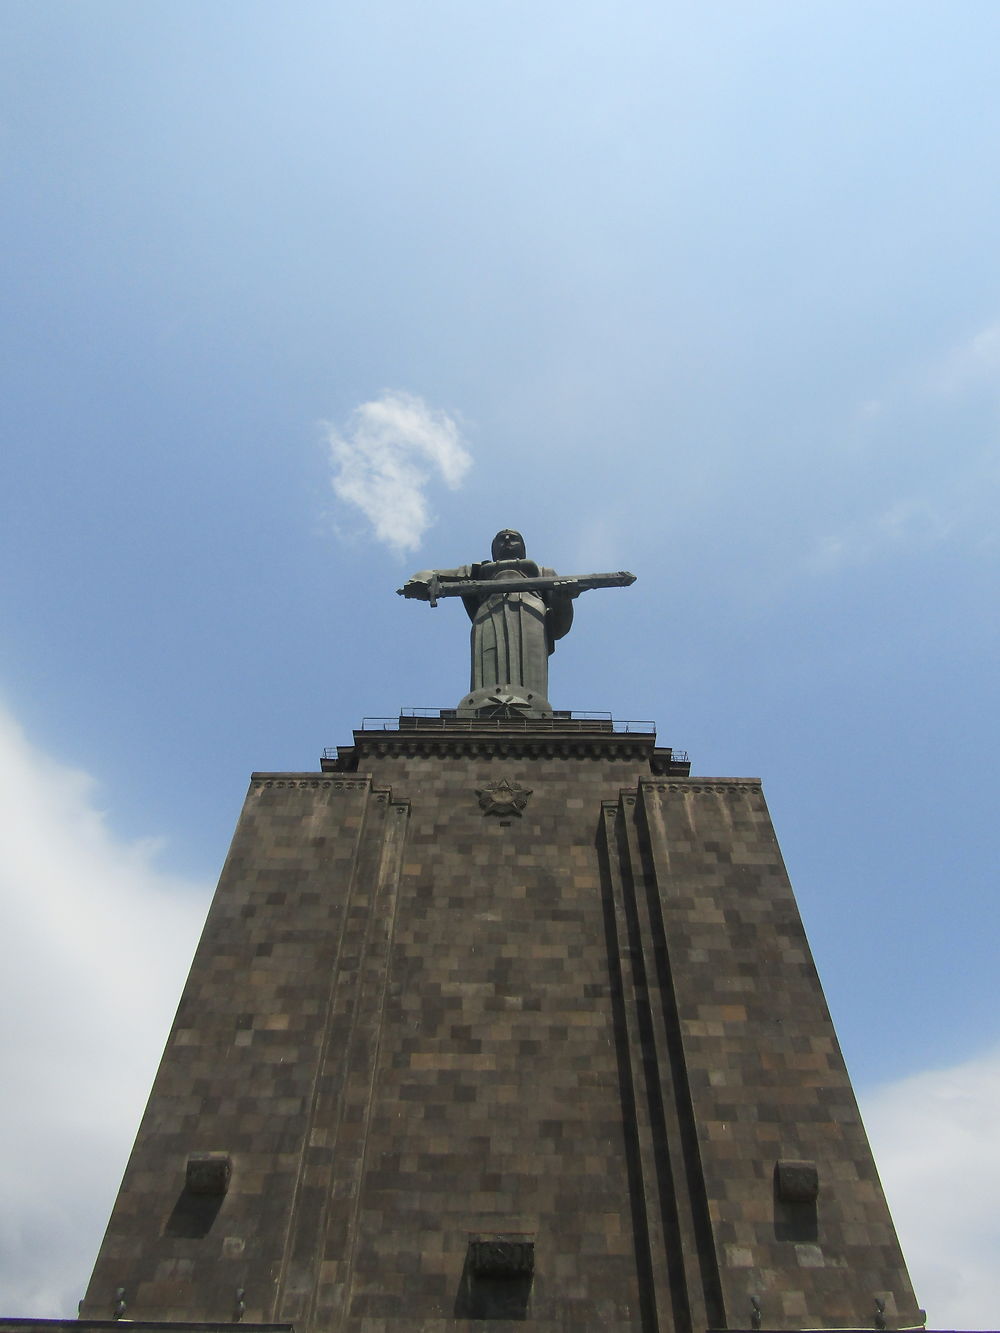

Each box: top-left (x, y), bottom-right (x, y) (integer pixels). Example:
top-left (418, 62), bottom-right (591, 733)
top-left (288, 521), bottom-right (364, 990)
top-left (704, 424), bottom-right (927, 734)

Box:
top-left (317, 711), bottom-right (692, 766)
top-left (397, 706), bottom-right (618, 721)
top-left (359, 713), bottom-right (656, 734)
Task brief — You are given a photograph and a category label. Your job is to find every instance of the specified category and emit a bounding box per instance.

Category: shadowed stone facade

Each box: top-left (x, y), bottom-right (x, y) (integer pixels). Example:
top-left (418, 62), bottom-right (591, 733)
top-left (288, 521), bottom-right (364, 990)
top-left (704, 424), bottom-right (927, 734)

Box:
top-left (68, 714), bottom-right (922, 1333)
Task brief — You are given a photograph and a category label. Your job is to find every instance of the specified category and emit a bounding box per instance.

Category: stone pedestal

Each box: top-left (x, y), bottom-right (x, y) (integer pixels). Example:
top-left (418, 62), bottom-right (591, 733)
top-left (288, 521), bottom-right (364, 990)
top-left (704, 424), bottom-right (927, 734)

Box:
top-left (77, 714), bottom-right (921, 1332)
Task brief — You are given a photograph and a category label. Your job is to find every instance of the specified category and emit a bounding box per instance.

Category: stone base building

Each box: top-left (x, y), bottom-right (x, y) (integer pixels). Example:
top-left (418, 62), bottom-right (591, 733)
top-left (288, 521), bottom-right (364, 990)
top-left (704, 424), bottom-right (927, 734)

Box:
top-left (51, 710), bottom-right (923, 1333)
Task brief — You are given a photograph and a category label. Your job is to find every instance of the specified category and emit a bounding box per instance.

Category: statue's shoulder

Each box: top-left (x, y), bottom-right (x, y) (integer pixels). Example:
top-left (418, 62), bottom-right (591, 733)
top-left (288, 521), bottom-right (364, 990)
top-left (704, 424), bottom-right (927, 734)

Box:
top-left (493, 559), bottom-right (541, 577)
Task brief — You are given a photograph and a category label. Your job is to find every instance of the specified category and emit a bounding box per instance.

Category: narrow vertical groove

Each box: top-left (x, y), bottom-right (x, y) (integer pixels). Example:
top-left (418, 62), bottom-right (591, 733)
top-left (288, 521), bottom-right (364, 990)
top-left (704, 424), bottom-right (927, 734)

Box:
top-left (635, 783), bottom-right (727, 1330)
top-left (616, 795), bottom-right (700, 1333)
top-left (597, 805), bottom-right (662, 1333)
top-left (602, 794), bottom-right (703, 1333)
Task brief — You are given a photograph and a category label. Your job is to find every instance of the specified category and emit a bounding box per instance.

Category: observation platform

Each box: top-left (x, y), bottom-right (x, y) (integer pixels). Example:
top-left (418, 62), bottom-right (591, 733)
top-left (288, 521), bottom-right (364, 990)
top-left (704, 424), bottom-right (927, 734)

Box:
top-left (321, 707), bottom-right (691, 776)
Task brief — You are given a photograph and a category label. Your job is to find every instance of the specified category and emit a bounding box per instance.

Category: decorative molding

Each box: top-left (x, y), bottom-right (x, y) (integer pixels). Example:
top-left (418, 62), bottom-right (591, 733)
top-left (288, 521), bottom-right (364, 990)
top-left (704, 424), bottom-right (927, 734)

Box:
top-left (476, 777), bottom-right (533, 817)
top-left (252, 778), bottom-right (371, 792)
top-left (352, 735), bottom-right (659, 762)
top-left (643, 781), bottom-right (762, 795)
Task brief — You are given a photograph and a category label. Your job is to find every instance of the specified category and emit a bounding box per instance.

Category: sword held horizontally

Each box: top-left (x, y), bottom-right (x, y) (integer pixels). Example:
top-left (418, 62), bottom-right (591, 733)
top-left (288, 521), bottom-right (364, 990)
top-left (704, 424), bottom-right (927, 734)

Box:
top-left (397, 570), bottom-right (636, 608)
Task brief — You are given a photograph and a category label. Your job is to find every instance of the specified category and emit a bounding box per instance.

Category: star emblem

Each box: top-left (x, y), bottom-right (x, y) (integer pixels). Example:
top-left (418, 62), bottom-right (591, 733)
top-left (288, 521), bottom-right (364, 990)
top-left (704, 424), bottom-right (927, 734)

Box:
top-left (476, 777), bottom-right (533, 817)
top-left (477, 690), bottom-right (534, 719)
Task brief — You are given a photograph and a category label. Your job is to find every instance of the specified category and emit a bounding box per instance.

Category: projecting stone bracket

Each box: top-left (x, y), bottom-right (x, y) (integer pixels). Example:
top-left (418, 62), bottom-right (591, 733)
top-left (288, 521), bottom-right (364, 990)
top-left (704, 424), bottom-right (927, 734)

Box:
top-left (774, 1159), bottom-right (819, 1244)
top-left (468, 1238), bottom-right (535, 1278)
top-left (162, 1154), bottom-right (232, 1239)
top-left (775, 1159), bottom-right (819, 1203)
top-left (186, 1152), bottom-right (232, 1195)
top-left (455, 1236), bottom-right (535, 1320)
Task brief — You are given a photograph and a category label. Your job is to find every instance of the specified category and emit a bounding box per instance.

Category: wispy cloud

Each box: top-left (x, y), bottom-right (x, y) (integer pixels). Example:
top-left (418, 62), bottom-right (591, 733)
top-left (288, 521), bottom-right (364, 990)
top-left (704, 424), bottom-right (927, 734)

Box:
top-left (326, 390), bottom-right (472, 554)
top-left (808, 492), bottom-right (958, 573)
top-left (810, 321), bottom-right (1000, 573)
top-left (861, 1046), bottom-right (1000, 1330)
top-left (0, 703), bottom-right (208, 1316)
top-left (925, 321), bottom-right (1000, 397)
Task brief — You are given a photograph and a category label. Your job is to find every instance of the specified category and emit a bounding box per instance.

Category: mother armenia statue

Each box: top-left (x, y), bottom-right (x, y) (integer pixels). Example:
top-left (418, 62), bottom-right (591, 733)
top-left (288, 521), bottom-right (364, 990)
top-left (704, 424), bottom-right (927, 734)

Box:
top-left (399, 529), bottom-right (635, 717)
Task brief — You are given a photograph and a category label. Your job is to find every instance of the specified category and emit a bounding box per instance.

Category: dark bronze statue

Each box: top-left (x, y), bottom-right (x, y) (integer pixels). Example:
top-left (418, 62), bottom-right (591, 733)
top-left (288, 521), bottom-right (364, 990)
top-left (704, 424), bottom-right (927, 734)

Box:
top-left (399, 529), bottom-right (635, 715)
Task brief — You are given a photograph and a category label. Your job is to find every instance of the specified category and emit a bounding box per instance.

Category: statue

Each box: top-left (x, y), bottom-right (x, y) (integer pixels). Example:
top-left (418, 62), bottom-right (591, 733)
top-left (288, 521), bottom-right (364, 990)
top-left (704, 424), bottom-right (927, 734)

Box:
top-left (399, 529), bottom-right (635, 716)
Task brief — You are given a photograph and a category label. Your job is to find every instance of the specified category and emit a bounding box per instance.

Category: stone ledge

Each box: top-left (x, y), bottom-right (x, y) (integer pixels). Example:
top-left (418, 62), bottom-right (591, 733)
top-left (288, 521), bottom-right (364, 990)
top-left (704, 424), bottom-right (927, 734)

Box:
top-left (0, 1324), bottom-right (293, 1333)
top-left (321, 730), bottom-right (690, 774)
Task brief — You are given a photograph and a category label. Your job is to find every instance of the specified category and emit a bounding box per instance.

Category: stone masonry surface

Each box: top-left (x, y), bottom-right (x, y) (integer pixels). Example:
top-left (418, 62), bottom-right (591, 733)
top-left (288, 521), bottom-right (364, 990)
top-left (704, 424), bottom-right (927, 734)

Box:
top-left (79, 725), bottom-right (920, 1333)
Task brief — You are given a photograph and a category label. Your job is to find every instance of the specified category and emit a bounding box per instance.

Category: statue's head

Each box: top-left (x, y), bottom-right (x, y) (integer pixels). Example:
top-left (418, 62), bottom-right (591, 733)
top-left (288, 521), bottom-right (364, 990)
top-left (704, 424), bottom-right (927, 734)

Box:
top-left (492, 529), bottom-right (526, 560)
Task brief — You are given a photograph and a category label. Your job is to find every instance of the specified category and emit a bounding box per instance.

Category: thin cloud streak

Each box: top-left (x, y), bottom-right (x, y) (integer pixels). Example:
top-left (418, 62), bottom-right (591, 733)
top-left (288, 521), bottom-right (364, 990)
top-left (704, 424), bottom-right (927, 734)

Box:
top-left (808, 320), bottom-right (1000, 574)
top-left (327, 390), bottom-right (472, 554)
top-left (926, 321), bottom-right (1000, 397)
top-left (808, 492), bottom-right (956, 573)
top-left (807, 441), bottom-right (1000, 573)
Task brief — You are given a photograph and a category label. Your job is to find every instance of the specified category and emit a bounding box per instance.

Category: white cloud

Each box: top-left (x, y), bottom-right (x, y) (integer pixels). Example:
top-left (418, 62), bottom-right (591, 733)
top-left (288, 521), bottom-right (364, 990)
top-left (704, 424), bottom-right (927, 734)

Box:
top-left (0, 703), bottom-right (208, 1317)
top-left (861, 1047), bottom-right (1000, 1330)
top-left (326, 390), bottom-right (472, 554)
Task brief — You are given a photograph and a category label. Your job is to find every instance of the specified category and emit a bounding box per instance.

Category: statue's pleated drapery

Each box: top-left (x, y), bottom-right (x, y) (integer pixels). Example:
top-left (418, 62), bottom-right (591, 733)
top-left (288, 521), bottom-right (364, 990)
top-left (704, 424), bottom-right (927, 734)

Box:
top-left (469, 575), bottom-right (550, 695)
top-left (456, 558), bottom-right (567, 696)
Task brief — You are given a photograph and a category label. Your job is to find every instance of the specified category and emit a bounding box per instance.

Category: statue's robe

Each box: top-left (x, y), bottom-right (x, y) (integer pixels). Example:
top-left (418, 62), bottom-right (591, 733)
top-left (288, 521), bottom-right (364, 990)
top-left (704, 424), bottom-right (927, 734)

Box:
top-left (456, 558), bottom-right (573, 697)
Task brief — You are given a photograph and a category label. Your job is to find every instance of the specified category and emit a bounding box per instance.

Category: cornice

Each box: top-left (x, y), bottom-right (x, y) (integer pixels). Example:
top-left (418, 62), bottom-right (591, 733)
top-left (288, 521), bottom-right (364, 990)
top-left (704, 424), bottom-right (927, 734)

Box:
top-left (640, 777), bottom-right (762, 794)
top-left (250, 775), bottom-right (372, 791)
top-left (320, 729), bottom-right (688, 770)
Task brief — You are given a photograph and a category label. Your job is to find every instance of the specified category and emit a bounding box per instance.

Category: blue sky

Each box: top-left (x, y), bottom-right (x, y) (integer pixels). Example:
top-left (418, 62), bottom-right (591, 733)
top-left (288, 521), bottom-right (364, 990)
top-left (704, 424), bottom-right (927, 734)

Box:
top-left (2, 2), bottom-right (998, 1324)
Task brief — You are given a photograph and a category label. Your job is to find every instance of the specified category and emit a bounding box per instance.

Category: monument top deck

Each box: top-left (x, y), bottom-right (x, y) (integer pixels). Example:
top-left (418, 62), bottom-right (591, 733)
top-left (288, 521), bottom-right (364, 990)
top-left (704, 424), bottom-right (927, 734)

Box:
top-left (370, 707), bottom-right (655, 732)
top-left (320, 709), bottom-right (691, 775)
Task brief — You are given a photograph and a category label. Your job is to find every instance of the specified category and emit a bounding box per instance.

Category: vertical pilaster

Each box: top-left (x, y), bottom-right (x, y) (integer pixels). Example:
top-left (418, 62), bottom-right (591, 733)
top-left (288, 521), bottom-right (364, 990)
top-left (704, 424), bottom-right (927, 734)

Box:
top-left (600, 791), bottom-right (726, 1333)
top-left (637, 777), bottom-right (921, 1331)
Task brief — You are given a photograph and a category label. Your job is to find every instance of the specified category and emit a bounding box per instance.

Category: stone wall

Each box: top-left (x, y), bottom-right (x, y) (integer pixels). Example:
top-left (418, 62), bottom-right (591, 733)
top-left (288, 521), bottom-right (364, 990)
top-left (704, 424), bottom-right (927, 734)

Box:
top-left (79, 725), bottom-right (920, 1332)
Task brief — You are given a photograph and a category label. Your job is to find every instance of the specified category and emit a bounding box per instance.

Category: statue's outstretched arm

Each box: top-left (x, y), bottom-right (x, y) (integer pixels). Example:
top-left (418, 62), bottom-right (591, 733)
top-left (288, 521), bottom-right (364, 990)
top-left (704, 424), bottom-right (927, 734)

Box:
top-left (398, 566), bottom-right (471, 603)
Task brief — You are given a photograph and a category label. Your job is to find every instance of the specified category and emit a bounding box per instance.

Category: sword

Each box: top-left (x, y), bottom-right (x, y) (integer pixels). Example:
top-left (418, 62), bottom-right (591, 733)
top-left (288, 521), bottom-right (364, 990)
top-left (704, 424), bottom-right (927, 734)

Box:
top-left (398, 570), bottom-right (636, 607)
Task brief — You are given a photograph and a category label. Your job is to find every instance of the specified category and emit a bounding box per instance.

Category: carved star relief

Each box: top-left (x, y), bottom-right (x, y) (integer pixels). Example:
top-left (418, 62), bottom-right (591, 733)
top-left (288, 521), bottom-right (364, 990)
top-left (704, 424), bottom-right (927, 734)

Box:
top-left (477, 690), bottom-right (534, 718)
top-left (476, 777), bottom-right (533, 817)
